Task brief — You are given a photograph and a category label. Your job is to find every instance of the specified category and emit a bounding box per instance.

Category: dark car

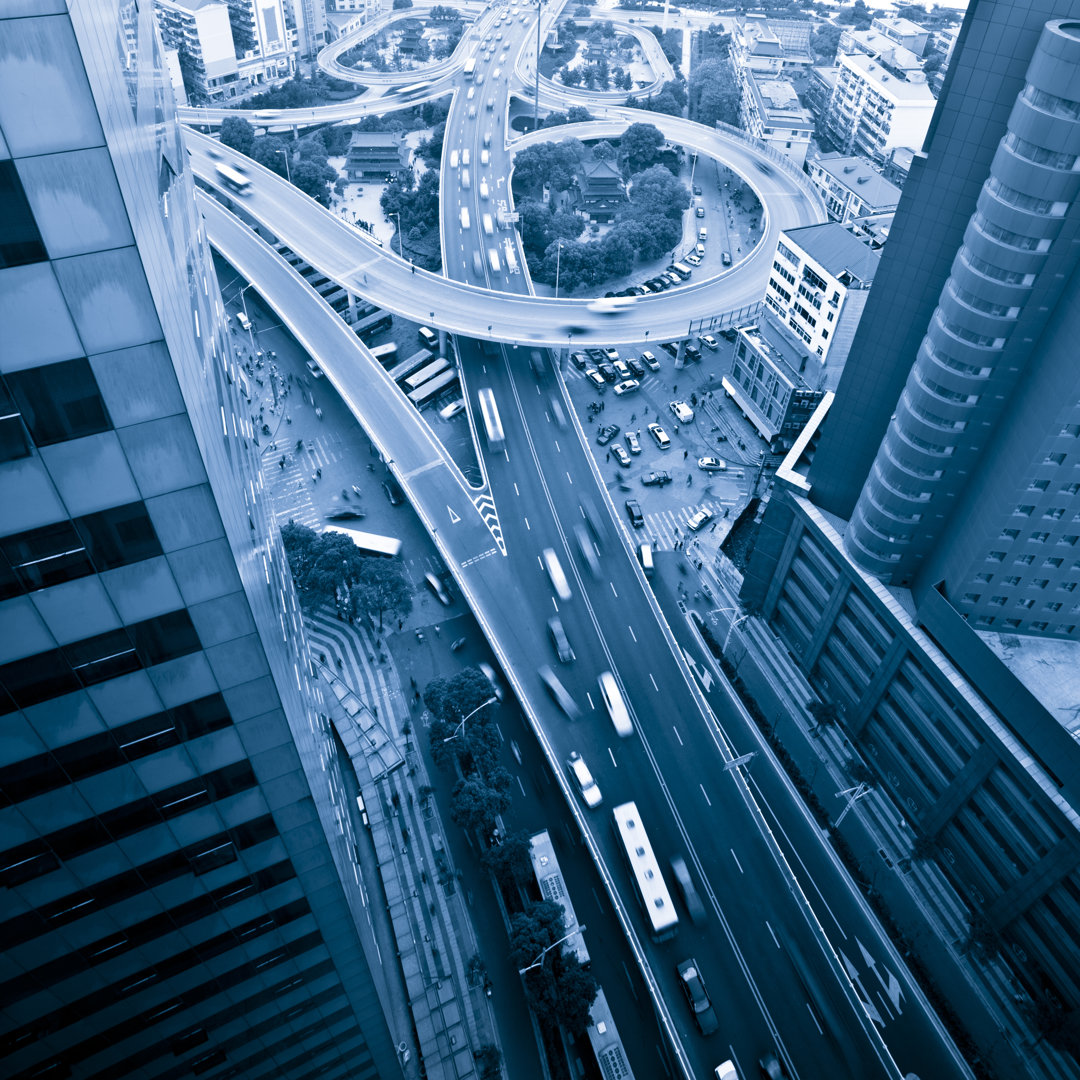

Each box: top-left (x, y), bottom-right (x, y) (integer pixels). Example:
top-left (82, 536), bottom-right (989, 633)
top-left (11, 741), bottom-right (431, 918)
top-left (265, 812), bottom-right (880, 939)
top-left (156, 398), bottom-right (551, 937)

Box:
top-left (677, 958), bottom-right (718, 1036)
top-left (585, 347), bottom-right (606, 363)
top-left (597, 362), bottom-right (616, 382)
top-left (383, 478), bottom-right (405, 506)
top-left (571, 351), bottom-right (589, 369)
top-left (626, 356), bottom-right (645, 378)
top-left (670, 856), bottom-right (707, 925)
top-left (326, 508), bottom-right (366, 521)
top-left (597, 424), bottom-right (620, 446)
top-left (693, 184), bottom-right (703, 196)
top-left (641, 471), bottom-right (672, 487)
top-left (661, 341), bottom-right (679, 358)
top-left (759, 1053), bottom-right (786, 1079)
top-left (625, 499), bottom-right (645, 528)
top-left (684, 344), bottom-right (702, 363)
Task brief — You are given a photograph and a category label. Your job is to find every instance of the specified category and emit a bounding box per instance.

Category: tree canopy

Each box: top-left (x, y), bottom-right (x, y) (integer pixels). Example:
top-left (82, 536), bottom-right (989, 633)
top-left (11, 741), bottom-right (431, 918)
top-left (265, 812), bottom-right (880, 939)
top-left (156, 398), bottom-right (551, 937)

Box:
top-left (511, 138), bottom-right (586, 196)
top-left (689, 58), bottom-right (741, 128)
top-left (618, 122), bottom-right (664, 177)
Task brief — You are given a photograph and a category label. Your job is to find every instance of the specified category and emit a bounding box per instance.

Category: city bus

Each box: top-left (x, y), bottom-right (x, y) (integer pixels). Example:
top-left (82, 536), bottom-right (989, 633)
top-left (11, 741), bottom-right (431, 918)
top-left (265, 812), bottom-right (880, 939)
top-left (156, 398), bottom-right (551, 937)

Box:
top-left (503, 243), bottom-right (518, 274)
top-left (387, 348), bottom-right (434, 382)
top-left (612, 802), bottom-right (679, 942)
top-left (529, 830), bottom-right (590, 968)
top-left (402, 356), bottom-right (449, 392)
top-left (477, 387), bottom-right (505, 450)
top-left (370, 342), bottom-right (397, 365)
top-left (407, 368), bottom-right (459, 407)
top-left (463, 57), bottom-right (476, 79)
top-left (584, 988), bottom-right (636, 1080)
top-left (322, 525), bottom-right (402, 558)
top-left (488, 248), bottom-right (501, 274)
top-left (215, 162), bottom-right (252, 196)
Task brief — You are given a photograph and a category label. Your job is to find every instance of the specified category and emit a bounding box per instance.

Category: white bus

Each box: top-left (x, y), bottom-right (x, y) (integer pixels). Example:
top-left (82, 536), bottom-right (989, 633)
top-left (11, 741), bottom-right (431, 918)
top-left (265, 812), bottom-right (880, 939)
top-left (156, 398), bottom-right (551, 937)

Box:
top-left (529, 830), bottom-right (590, 968)
top-left (585, 989), bottom-right (636, 1080)
top-left (322, 525), bottom-right (403, 559)
top-left (402, 357), bottom-right (449, 392)
top-left (542, 548), bottom-right (571, 602)
top-left (463, 57), bottom-right (476, 79)
top-left (503, 243), bottom-right (518, 274)
top-left (215, 162), bottom-right (252, 195)
top-left (612, 801), bottom-right (679, 942)
top-left (477, 387), bottom-right (504, 450)
top-left (459, 206), bottom-right (470, 229)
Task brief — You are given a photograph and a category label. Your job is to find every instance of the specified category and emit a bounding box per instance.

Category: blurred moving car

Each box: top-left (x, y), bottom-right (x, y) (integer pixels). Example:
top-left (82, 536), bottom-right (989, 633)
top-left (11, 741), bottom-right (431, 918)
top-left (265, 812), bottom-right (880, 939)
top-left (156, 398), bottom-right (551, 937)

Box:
top-left (424, 572), bottom-right (452, 606)
top-left (671, 856), bottom-right (708, 925)
top-left (539, 665), bottom-right (581, 719)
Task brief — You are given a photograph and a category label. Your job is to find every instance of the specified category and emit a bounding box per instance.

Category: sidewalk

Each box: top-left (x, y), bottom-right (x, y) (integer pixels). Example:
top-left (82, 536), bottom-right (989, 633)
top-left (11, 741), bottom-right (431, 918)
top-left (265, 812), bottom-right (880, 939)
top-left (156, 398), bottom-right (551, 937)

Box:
top-left (681, 553), bottom-right (1075, 1080)
top-left (307, 606), bottom-right (503, 1080)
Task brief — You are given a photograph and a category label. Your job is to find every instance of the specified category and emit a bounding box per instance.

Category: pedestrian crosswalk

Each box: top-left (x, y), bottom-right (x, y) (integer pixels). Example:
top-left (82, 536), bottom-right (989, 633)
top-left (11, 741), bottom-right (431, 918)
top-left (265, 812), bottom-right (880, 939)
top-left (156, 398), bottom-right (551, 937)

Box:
top-left (264, 435), bottom-right (342, 529)
top-left (640, 500), bottom-right (729, 550)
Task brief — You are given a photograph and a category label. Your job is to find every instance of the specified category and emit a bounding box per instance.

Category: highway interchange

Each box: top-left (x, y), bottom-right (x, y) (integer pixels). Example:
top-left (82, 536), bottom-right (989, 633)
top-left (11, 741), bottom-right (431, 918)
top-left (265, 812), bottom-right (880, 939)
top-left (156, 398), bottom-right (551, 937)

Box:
top-left (190, 3), bottom-right (970, 1078)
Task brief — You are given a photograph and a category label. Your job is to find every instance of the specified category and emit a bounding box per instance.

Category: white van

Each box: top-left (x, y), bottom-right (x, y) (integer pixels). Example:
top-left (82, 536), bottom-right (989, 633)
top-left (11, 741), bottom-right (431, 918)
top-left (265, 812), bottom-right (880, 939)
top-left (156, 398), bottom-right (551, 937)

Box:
top-left (461, 168), bottom-right (471, 189)
top-left (462, 148), bottom-right (471, 166)
top-left (459, 207), bottom-right (470, 229)
top-left (235, 311), bottom-right (252, 332)
top-left (598, 671), bottom-right (633, 737)
top-left (482, 213), bottom-right (494, 235)
top-left (638, 542), bottom-right (654, 577)
top-left (480, 149), bottom-right (490, 166)
top-left (449, 149), bottom-right (459, 169)
top-left (479, 179), bottom-right (490, 200)
top-left (542, 547), bottom-right (571, 602)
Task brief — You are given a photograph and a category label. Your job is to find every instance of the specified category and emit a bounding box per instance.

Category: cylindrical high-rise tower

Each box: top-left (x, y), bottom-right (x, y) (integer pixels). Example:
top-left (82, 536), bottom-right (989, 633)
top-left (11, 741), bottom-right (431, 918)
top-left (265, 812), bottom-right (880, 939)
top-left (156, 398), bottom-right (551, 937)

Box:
top-left (846, 19), bottom-right (1080, 584)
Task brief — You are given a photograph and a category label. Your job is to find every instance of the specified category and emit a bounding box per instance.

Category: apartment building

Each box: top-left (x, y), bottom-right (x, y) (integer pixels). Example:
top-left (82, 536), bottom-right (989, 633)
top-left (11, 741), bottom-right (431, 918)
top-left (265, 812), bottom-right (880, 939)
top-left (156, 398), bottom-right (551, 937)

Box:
top-left (806, 153), bottom-right (902, 224)
top-left (739, 72), bottom-right (814, 167)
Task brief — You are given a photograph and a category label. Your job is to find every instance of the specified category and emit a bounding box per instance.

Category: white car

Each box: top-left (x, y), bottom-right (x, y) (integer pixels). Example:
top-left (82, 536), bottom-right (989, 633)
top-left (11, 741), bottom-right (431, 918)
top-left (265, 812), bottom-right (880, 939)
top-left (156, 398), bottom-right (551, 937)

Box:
top-left (567, 751), bottom-right (602, 807)
top-left (687, 508), bottom-right (714, 532)
top-left (698, 457), bottom-right (727, 472)
top-left (587, 295), bottom-right (636, 315)
top-left (640, 350), bottom-right (660, 371)
top-left (306, 360), bottom-right (324, 379)
top-left (700, 334), bottom-right (719, 350)
top-left (648, 422), bottom-right (671, 449)
top-left (685, 253), bottom-right (702, 266)
top-left (613, 379), bottom-right (640, 396)
top-left (670, 400), bottom-right (695, 423)
top-left (603, 346), bottom-right (620, 361)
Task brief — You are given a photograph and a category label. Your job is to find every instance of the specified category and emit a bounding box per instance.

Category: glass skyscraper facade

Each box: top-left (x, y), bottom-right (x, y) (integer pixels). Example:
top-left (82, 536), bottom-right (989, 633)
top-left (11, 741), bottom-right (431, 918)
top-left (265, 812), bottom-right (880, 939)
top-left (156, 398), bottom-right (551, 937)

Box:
top-left (0, 4), bottom-right (394, 1078)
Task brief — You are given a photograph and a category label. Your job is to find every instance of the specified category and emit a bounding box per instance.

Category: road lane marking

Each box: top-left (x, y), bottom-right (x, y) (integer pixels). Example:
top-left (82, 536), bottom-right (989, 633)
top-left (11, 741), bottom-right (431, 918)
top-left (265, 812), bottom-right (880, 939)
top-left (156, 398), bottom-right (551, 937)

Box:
top-left (806, 1003), bottom-right (824, 1035)
top-left (673, 728), bottom-right (683, 746)
top-left (524, 517), bottom-right (530, 530)
top-left (731, 849), bottom-right (744, 874)
top-left (608, 746), bottom-right (618, 767)
top-left (610, 581), bottom-right (618, 598)
top-left (586, 691), bottom-right (595, 710)
top-left (699, 783), bottom-right (712, 807)
top-left (622, 962), bottom-right (638, 1000)
top-left (513, 483), bottom-right (520, 496)
top-left (516, 775), bottom-right (526, 797)
top-left (566, 471), bottom-right (573, 485)
top-left (649, 673), bottom-right (659, 691)
top-left (628, 625), bottom-right (637, 642)
top-left (766, 921), bottom-right (779, 948)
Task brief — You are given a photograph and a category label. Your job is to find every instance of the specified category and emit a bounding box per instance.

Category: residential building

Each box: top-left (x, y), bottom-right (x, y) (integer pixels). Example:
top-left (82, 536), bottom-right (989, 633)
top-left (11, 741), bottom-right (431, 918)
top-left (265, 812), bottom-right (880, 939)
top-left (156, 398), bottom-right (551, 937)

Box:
top-left (155, 0), bottom-right (240, 103)
top-left (344, 130), bottom-right (409, 180)
top-left (739, 72), bottom-right (814, 168)
top-left (836, 27), bottom-right (925, 79)
top-left (764, 222), bottom-right (880, 380)
top-left (869, 15), bottom-right (930, 57)
top-left (802, 65), bottom-right (838, 127)
top-left (806, 153), bottom-right (902, 224)
top-left (228, 0), bottom-right (299, 88)
top-left (742, 3), bottom-right (1080, 1038)
top-left (0, 4), bottom-right (397, 1079)
top-left (731, 16), bottom-right (814, 76)
top-left (724, 321), bottom-right (825, 451)
top-left (824, 51), bottom-right (937, 163)
top-left (881, 145), bottom-right (915, 187)
top-left (287, 0), bottom-right (328, 60)
top-left (579, 158), bottom-right (626, 223)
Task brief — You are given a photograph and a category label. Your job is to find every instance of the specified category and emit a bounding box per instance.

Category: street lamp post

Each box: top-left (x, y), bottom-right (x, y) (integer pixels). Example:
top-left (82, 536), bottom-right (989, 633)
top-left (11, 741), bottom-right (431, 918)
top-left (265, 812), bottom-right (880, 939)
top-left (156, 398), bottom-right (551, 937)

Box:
top-left (554, 239), bottom-right (565, 299)
top-left (391, 211), bottom-right (404, 258)
top-left (238, 282), bottom-right (257, 357)
top-left (441, 696), bottom-right (498, 746)
top-left (724, 612), bottom-right (751, 653)
top-left (274, 148), bottom-right (292, 185)
top-left (518, 925), bottom-right (585, 975)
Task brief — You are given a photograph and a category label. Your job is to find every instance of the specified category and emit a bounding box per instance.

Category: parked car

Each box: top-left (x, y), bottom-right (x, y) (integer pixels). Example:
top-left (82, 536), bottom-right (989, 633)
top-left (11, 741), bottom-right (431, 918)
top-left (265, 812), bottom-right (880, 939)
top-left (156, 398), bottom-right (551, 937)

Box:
top-left (684, 344), bottom-right (702, 363)
top-left (722, 251), bottom-right (732, 266)
top-left (613, 379), bottom-right (640, 396)
top-left (648, 422), bottom-right (671, 449)
top-left (625, 499), bottom-right (645, 527)
top-left (685, 253), bottom-right (702, 266)
top-left (612, 359), bottom-right (631, 380)
top-left (567, 751), bottom-right (602, 807)
top-left (698, 457), bottom-right (727, 472)
top-left (640, 351), bottom-right (660, 371)
top-left (677, 958), bottom-right (719, 1036)
top-left (625, 430), bottom-right (641, 455)
top-left (585, 368), bottom-right (606, 389)
top-left (571, 351), bottom-right (589, 369)
top-left (695, 242), bottom-right (706, 256)
top-left (626, 356), bottom-right (645, 378)
top-left (641, 470), bottom-right (672, 487)
top-left (700, 334), bottom-right (719, 350)
top-left (597, 424), bottom-right (620, 446)
top-left (693, 184), bottom-right (703, 196)
top-left (687, 508), bottom-right (714, 532)
top-left (670, 400), bottom-right (695, 423)
top-left (597, 362), bottom-right (616, 382)
top-left (603, 346), bottom-right (620, 362)
top-left (660, 341), bottom-right (679, 358)
top-left (695, 206), bottom-right (705, 218)
top-left (612, 444), bottom-right (631, 467)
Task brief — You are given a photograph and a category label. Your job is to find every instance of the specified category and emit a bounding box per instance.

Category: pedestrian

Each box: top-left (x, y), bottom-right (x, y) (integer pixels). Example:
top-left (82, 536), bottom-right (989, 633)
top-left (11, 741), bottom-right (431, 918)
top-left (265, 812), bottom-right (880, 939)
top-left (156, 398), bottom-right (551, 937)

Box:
top-left (630, 412), bottom-right (635, 422)
top-left (312, 471), bottom-right (317, 484)
top-left (606, 451), bottom-right (611, 461)
top-left (316, 467), bottom-right (322, 479)
top-left (399, 620), bottom-right (404, 631)
top-left (673, 384), bottom-right (678, 393)
top-left (674, 425), bottom-right (679, 435)
top-left (683, 449), bottom-right (688, 459)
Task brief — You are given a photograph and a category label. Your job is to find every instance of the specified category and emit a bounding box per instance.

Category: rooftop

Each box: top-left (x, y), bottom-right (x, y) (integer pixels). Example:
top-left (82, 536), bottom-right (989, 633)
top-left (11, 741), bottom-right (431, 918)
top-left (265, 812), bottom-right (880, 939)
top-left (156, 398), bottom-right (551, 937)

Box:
top-left (840, 52), bottom-right (936, 103)
top-left (749, 73), bottom-right (814, 126)
top-left (810, 153), bottom-right (902, 207)
top-left (874, 15), bottom-right (928, 37)
top-left (782, 221), bottom-right (881, 286)
top-left (979, 632), bottom-right (1080, 739)
top-left (739, 316), bottom-right (813, 387)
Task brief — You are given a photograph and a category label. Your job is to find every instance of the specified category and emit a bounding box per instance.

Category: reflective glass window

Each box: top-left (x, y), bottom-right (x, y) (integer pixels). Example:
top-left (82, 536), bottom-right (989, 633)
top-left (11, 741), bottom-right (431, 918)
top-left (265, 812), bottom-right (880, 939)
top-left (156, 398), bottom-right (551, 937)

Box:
top-left (0, 161), bottom-right (47, 268)
top-left (5, 358), bottom-right (111, 446)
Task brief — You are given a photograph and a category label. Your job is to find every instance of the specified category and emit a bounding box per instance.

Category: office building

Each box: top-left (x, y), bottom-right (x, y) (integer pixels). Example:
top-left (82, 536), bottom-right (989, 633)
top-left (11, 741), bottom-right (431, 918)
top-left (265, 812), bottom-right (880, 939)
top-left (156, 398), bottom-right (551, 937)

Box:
top-left (824, 51), bottom-right (936, 163)
top-left (738, 72), bottom-right (814, 167)
top-left (742, 2), bottom-right (1080, 1039)
top-left (0, 4), bottom-right (396, 1079)
top-left (730, 15), bottom-right (814, 75)
top-left (806, 153), bottom-right (902, 225)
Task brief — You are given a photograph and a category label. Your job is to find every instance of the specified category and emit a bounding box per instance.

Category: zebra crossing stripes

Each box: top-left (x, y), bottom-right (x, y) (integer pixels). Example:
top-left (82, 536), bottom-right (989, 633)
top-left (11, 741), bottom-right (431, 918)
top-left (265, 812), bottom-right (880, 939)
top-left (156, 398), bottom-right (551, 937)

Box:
top-left (472, 492), bottom-right (506, 555)
top-left (641, 501), bottom-right (725, 550)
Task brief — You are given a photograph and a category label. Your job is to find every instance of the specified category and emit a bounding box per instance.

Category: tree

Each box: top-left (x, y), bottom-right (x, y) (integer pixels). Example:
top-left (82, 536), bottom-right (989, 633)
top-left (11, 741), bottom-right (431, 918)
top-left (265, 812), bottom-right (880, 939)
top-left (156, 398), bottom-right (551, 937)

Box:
top-left (219, 116), bottom-right (255, 156)
top-left (424, 666), bottom-right (499, 727)
top-left (808, 700), bottom-right (842, 734)
top-left (836, 0), bottom-right (872, 28)
top-left (690, 58), bottom-right (741, 127)
top-left (280, 521), bottom-right (368, 611)
top-left (811, 23), bottom-right (843, 63)
top-left (909, 833), bottom-right (939, 861)
top-left (550, 952), bottom-right (599, 1033)
top-left (392, 0), bottom-right (413, 7)
top-left (618, 122), bottom-right (664, 175)
top-left (351, 556), bottom-right (412, 629)
top-left (290, 157), bottom-right (336, 206)
top-left (480, 828), bottom-right (535, 889)
top-left (449, 775), bottom-right (511, 834)
top-left (250, 134), bottom-right (290, 177)
top-left (511, 139), bottom-right (585, 196)
top-left (591, 139), bottom-right (616, 162)
top-left (475, 1045), bottom-right (502, 1080)
top-left (566, 105), bottom-right (594, 123)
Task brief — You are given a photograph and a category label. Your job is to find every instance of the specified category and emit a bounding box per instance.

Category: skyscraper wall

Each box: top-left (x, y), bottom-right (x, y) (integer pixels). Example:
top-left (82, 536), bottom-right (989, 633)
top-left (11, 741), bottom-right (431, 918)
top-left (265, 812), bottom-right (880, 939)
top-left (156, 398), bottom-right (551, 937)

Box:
top-left (0, 3), bottom-right (394, 1078)
top-left (807, 0), bottom-right (1080, 522)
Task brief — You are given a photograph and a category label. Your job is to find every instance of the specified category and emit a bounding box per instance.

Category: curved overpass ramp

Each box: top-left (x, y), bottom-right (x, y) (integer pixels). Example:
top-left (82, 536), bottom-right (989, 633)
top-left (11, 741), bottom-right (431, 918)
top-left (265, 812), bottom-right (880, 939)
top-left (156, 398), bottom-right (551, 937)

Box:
top-left (185, 114), bottom-right (823, 346)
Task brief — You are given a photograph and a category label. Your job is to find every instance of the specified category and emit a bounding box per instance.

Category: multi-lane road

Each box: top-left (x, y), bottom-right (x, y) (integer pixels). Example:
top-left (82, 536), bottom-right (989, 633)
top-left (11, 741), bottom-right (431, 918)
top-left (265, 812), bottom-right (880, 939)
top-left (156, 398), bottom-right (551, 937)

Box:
top-left (190, 4), bottom-right (971, 1077)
